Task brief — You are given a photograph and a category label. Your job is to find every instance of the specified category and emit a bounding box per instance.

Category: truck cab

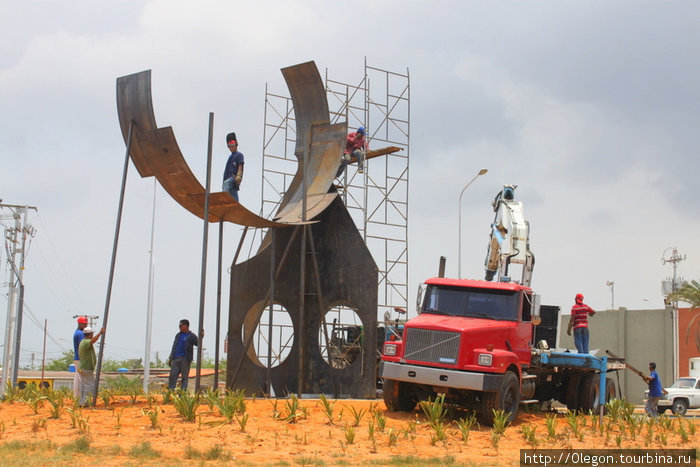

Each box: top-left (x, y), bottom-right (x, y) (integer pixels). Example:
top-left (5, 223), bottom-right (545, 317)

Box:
top-left (381, 277), bottom-right (539, 424)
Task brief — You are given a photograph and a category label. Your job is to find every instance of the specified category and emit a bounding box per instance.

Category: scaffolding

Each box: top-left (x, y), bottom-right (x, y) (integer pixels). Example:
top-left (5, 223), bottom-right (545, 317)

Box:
top-left (260, 60), bottom-right (410, 331)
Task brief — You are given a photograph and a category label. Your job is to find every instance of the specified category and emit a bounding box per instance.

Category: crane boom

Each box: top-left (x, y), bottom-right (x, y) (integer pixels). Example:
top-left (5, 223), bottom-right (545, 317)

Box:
top-left (483, 185), bottom-right (535, 287)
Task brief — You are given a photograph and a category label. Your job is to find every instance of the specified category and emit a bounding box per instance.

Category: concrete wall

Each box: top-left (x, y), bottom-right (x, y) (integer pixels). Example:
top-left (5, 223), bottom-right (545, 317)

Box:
top-left (557, 307), bottom-right (674, 405)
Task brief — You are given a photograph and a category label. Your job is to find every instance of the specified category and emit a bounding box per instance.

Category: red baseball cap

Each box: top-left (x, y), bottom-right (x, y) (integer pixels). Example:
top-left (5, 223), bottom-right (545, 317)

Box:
top-left (77, 316), bottom-right (88, 324)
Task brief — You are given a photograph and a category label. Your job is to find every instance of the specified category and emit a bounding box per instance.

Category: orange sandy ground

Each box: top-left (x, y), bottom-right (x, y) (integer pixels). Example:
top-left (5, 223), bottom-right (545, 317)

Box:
top-left (0, 396), bottom-right (698, 466)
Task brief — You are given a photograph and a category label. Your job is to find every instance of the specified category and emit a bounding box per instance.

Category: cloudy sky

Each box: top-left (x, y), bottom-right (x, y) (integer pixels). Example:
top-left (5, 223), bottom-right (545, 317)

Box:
top-left (2, 1), bottom-right (699, 367)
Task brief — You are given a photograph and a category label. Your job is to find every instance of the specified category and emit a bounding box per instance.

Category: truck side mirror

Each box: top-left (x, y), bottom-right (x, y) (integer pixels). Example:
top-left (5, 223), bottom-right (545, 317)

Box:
top-left (532, 293), bottom-right (542, 325)
top-left (416, 283), bottom-right (425, 314)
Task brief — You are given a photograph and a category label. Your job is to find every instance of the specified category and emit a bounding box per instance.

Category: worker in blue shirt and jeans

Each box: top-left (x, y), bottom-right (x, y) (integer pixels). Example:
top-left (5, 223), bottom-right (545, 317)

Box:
top-left (644, 362), bottom-right (665, 417)
top-left (167, 319), bottom-right (199, 390)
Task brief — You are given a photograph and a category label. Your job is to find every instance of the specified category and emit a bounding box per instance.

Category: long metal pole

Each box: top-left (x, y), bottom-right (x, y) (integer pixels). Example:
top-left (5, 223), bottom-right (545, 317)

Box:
top-left (41, 319), bottom-right (47, 385)
top-left (195, 112), bottom-right (214, 392)
top-left (297, 226), bottom-right (307, 395)
top-left (266, 229), bottom-right (276, 395)
top-left (143, 178), bottom-right (157, 393)
top-left (11, 206), bottom-right (29, 385)
top-left (1, 213), bottom-right (19, 391)
top-left (93, 120), bottom-right (133, 405)
top-left (214, 219), bottom-right (223, 390)
top-left (457, 169), bottom-right (487, 279)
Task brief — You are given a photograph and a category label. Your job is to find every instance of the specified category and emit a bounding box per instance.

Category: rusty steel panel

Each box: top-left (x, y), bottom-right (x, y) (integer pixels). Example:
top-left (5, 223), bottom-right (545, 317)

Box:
top-left (116, 70), bottom-right (157, 178)
top-left (274, 122), bottom-right (346, 223)
top-left (116, 62), bottom-right (345, 227)
top-left (227, 198), bottom-right (379, 398)
top-left (281, 61), bottom-right (330, 157)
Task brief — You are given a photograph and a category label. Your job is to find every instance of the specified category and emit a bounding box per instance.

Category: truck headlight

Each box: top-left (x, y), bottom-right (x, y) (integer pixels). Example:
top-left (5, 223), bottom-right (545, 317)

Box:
top-left (478, 353), bottom-right (493, 366)
top-left (383, 343), bottom-right (397, 356)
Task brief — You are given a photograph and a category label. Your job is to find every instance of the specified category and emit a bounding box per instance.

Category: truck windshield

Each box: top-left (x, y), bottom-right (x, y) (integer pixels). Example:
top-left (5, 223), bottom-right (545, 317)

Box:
top-left (421, 284), bottom-right (519, 320)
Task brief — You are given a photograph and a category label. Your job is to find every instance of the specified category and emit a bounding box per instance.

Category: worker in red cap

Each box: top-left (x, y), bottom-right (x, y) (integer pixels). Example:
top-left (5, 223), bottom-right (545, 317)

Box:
top-left (567, 293), bottom-right (596, 353)
top-left (73, 316), bottom-right (88, 398)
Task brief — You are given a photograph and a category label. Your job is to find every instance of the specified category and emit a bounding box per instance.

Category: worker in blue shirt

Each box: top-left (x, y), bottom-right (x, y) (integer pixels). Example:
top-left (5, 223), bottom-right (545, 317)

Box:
top-left (222, 132), bottom-right (244, 202)
top-left (644, 362), bottom-right (665, 417)
top-left (167, 319), bottom-right (199, 390)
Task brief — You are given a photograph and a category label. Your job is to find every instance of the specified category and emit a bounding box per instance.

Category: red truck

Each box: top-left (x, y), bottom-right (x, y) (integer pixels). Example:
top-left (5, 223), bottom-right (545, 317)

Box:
top-left (381, 186), bottom-right (618, 425)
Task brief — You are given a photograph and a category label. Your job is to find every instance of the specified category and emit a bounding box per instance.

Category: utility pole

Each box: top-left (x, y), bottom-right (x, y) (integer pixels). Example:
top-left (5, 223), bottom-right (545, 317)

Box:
top-left (662, 246), bottom-right (686, 383)
top-left (1, 203), bottom-right (37, 391)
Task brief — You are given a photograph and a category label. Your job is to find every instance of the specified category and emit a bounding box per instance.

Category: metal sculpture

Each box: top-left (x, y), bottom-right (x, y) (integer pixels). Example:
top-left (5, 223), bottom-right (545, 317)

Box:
top-left (116, 61), bottom-right (378, 398)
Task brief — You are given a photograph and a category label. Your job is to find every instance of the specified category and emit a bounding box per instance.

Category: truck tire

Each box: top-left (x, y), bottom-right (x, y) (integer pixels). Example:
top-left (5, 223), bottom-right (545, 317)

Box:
top-left (382, 379), bottom-right (417, 412)
top-left (480, 371), bottom-right (520, 425)
top-left (671, 398), bottom-right (688, 416)
top-left (566, 373), bottom-right (583, 411)
top-left (579, 375), bottom-right (616, 413)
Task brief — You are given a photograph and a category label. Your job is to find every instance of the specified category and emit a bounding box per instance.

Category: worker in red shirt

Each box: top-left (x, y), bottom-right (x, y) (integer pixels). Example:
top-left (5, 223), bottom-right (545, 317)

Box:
top-left (567, 293), bottom-right (596, 353)
top-left (336, 126), bottom-right (367, 177)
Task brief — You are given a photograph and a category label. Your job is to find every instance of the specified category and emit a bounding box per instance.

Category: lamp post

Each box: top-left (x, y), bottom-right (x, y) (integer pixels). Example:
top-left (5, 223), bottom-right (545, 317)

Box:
top-left (458, 168), bottom-right (488, 279)
top-left (606, 281), bottom-right (614, 309)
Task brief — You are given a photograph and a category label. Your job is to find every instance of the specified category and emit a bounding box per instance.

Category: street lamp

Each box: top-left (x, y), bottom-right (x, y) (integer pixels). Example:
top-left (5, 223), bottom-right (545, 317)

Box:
top-left (605, 281), bottom-right (614, 309)
top-left (458, 168), bottom-right (488, 279)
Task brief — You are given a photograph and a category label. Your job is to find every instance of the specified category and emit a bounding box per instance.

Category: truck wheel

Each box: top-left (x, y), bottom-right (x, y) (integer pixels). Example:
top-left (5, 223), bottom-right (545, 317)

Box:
top-left (382, 379), bottom-right (417, 412)
top-left (579, 373), bottom-right (598, 412)
top-left (671, 399), bottom-right (688, 416)
top-left (566, 373), bottom-right (583, 411)
top-left (480, 371), bottom-right (520, 425)
top-left (579, 375), bottom-right (616, 413)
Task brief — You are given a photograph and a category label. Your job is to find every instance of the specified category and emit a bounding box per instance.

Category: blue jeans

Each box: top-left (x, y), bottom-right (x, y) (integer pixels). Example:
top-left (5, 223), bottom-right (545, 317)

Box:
top-left (168, 357), bottom-right (192, 389)
top-left (574, 327), bottom-right (589, 354)
top-left (223, 178), bottom-right (239, 202)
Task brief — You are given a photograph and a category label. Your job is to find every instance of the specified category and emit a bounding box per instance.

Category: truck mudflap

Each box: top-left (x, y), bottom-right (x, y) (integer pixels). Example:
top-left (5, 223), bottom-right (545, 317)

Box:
top-left (382, 361), bottom-right (505, 392)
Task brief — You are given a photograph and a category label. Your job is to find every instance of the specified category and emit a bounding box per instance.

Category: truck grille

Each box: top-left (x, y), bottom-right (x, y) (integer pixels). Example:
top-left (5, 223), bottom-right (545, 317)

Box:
top-left (404, 329), bottom-right (461, 365)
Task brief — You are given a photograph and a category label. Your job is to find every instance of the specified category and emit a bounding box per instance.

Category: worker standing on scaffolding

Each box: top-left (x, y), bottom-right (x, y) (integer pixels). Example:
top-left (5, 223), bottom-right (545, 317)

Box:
top-left (223, 132), bottom-right (244, 202)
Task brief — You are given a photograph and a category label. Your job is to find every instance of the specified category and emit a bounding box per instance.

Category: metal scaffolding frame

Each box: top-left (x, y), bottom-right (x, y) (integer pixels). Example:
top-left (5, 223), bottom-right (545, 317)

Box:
top-left (260, 61), bottom-right (410, 329)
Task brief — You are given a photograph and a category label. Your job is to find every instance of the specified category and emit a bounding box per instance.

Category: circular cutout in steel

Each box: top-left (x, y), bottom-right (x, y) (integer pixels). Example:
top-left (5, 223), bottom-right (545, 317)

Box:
top-left (318, 305), bottom-right (363, 369)
top-left (241, 302), bottom-right (294, 368)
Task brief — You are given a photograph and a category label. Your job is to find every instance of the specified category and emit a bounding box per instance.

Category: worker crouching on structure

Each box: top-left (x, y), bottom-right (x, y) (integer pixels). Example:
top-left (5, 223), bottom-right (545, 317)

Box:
top-left (567, 293), bottom-right (596, 354)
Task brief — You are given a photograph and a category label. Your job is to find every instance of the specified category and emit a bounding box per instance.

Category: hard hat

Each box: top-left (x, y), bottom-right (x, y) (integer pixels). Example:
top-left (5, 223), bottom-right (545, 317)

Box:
top-left (575, 293), bottom-right (584, 302)
top-left (77, 316), bottom-right (88, 324)
top-left (357, 126), bottom-right (365, 136)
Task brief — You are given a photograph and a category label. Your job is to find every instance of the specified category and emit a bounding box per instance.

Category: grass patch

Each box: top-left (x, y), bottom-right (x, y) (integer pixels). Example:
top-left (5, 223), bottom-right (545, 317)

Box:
top-left (185, 443), bottom-right (230, 461)
top-left (368, 455), bottom-right (456, 465)
top-left (128, 441), bottom-right (161, 459)
top-left (62, 435), bottom-right (90, 453)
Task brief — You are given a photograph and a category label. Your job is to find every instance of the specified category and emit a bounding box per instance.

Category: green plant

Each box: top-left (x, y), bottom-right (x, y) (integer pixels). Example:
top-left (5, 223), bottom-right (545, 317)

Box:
top-left (457, 413), bottom-right (477, 443)
top-left (20, 385), bottom-right (46, 414)
top-left (492, 408), bottom-right (510, 435)
top-left (172, 389), bottom-right (201, 422)
top-left (678, 420), bottom-right (689, 443)
top-left (98, 388), bottom-right (113, 408)
top-left (142, 407), bottom-right (160, 429)
top-left (115, 408), bottom-right (124, 433)
top-left (615, 434), bottom-right (623, 447)
top-left (45, 391), bottom-right (65, 419)
top-left (520, 424), bottom-right (538, 448)
top-left (3, 383), bottom-right (20, 404)
top-left (204, 386), bottom-right (219, 410)
top-left (490, 429), bottom-right (501, 451)
top-left (373, 409), bottom-right (387, 432)
top-left (565, 410), bottom-right (581, 439)
top-left (344, 425), bottom-right (355, 444)
top-left (31, 418), bottom-right (47, 433)
top-left (161, 388), bottom-right (173, 405)
top-left (388, 428), bottom-right (398, 446)
top-left (657, 432), bottom-right (668, 446)
top-left (348, 405), bottom-right (367, 427)
top-left (319, 394), bottom-right (335, 425)
top-left (429, 421), bottom-right (447, 445)
top-left (545, 413), bottom-right (558, 439)
top-left (283, 394), bottom-right (305, 423)
top-left (105, 374), bottom-right (143, 405)
top-left (270, 399), bottom-right (280, 419)
top-left (236, 413), bottom-right (249, 432)
top-left (419, 394), bottom-right (446, 428)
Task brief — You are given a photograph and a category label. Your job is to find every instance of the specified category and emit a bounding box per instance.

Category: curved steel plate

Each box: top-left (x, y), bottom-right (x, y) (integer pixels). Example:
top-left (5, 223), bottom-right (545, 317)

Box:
top-left (116, 62), bottom-right (344, 228)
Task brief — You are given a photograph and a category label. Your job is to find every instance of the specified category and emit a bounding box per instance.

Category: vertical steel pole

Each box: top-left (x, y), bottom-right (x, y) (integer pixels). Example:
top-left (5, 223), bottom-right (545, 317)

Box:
top-left (41, 319), bottom-right (47, 385)
top-left (214, 219), bottom-right (223, 390)
top-left (143, 178), bottom-right (157, 393)
top-left (195, 112), bottom-right (214, 392)
top-left (93, 120), bottom-right (133, 405)
top-left (266, 229), bottom-right (276, 395)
